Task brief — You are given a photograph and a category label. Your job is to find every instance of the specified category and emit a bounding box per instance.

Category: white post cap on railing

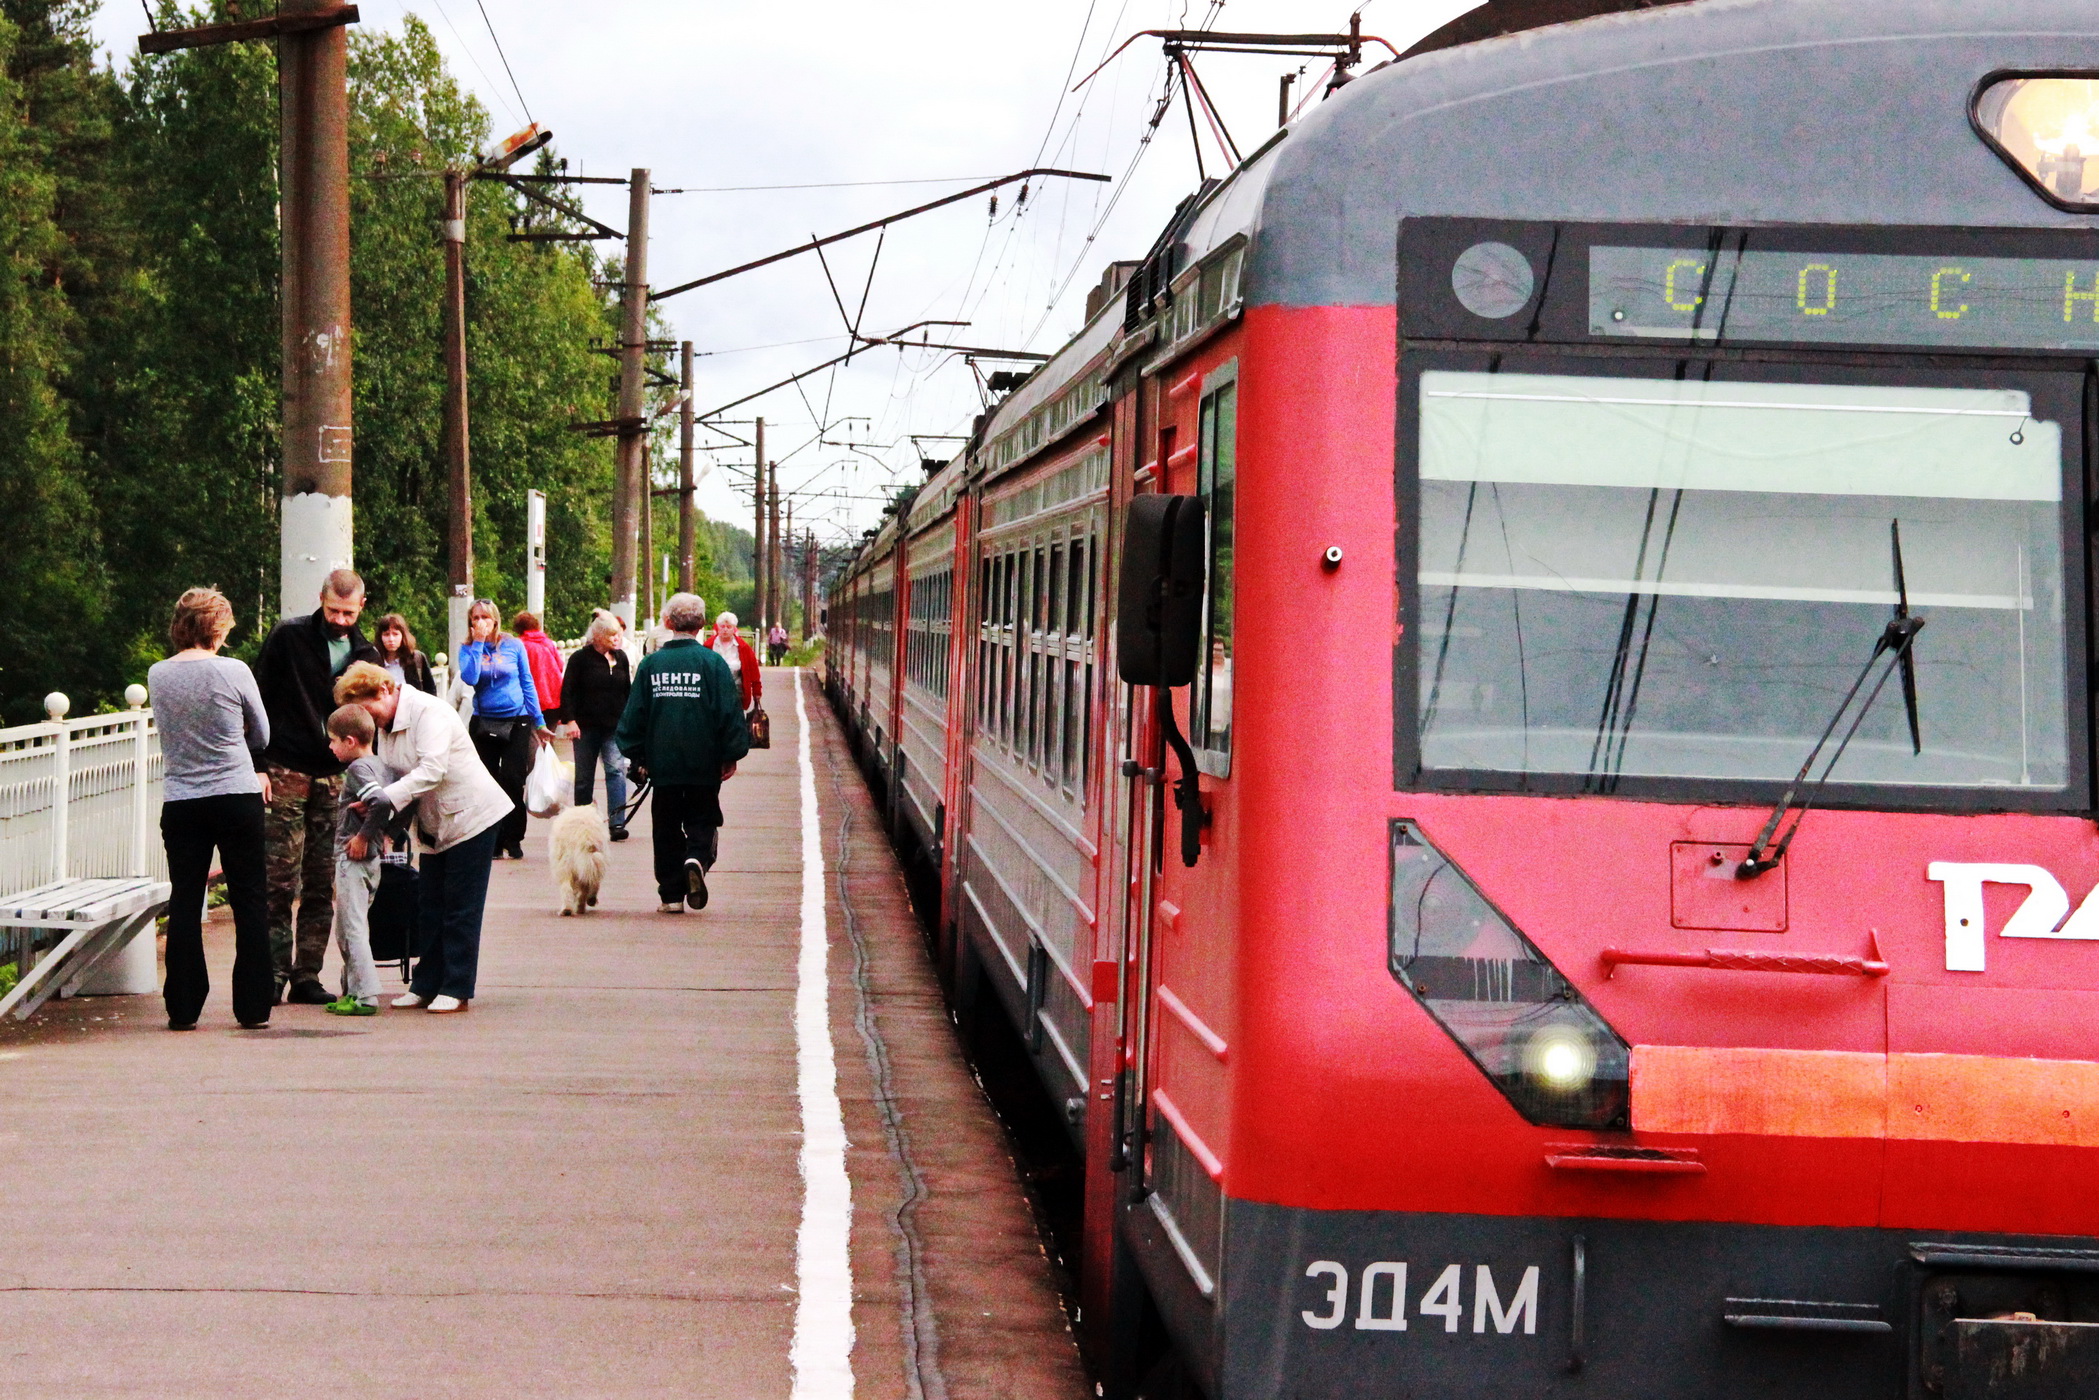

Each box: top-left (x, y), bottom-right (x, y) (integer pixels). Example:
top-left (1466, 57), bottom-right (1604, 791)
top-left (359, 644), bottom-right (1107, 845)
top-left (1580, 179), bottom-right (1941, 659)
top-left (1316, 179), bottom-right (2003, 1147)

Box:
top-left (124, 684), bottom-right (147, 710)
top-left (44, 693), bottom-right (69, 721)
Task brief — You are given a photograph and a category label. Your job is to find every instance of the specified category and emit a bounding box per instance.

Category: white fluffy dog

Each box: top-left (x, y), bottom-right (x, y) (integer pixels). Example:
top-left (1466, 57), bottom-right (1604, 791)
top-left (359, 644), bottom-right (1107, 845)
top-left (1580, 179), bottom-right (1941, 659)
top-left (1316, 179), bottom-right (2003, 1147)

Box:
top-left (549, 803), bottom-right (609, 915)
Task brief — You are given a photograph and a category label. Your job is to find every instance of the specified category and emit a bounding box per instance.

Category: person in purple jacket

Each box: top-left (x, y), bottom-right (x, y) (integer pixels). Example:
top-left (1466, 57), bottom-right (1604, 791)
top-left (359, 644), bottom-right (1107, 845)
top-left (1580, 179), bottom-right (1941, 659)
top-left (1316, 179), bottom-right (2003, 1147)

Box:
top-left (458, 598), bottom-right (553, 860)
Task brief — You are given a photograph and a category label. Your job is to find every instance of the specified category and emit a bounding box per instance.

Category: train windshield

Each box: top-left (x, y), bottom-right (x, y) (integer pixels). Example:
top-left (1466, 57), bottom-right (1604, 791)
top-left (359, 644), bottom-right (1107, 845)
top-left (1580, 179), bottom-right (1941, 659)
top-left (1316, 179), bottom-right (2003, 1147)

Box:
top-left (1412, 368), bottom-right (2070, 794)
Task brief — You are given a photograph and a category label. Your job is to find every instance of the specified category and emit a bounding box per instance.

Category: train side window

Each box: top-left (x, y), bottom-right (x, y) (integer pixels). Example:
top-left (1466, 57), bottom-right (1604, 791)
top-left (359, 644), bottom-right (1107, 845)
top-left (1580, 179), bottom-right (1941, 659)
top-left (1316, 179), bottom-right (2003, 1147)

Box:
top-left (977, 559), bottom-right (992, 727)
top-left (1197, 367), bottom-right (1239, 772)
top-left (1049, 541), bottom-right (1066, 789)
top-left (1064, 536), bottom-right (1088, 799)
top-left (1007, 549), bottom-right (1024, 751)
top-left (1083, 524), bottom-right (1098, 794)
top-left (1013, 548), bottom-right (1028, 755)
top-left (1024, 545), bottom-right (1041, 768)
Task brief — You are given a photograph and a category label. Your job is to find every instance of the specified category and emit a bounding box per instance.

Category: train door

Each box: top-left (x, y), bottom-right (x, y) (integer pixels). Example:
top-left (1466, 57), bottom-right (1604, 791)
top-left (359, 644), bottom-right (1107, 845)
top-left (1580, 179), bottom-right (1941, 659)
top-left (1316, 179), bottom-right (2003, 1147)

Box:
top-left (1087, 372), bottom-right (1171, 1385)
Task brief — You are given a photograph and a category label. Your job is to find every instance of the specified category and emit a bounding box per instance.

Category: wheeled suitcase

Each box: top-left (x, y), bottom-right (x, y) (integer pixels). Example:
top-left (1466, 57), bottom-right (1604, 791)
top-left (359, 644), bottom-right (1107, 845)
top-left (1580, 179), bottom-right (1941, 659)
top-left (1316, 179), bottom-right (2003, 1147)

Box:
top-left (368, 856), bottom-right (420, 979)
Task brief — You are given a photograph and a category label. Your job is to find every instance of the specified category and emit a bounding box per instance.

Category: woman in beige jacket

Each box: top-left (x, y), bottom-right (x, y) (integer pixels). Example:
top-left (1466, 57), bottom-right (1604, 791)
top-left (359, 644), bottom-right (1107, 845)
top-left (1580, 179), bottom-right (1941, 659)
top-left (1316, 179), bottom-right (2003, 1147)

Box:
top-left (335, 662), bottom-right (512, 1013)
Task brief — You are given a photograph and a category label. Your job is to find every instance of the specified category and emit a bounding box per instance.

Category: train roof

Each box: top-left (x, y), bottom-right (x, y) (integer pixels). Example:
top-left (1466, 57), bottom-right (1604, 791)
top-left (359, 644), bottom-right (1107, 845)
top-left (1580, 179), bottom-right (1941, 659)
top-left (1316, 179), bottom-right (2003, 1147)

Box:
top-left (1257, 0), bottom-right (2099, 307)
top-left (860, 0), bottom-right (2099, 575)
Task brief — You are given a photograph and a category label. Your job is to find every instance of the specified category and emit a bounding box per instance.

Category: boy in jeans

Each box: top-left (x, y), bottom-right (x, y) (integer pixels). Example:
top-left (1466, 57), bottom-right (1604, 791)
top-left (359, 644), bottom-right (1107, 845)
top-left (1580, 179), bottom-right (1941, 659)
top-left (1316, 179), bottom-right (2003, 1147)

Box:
top-left (322, 704), bottom-right (402, 1015)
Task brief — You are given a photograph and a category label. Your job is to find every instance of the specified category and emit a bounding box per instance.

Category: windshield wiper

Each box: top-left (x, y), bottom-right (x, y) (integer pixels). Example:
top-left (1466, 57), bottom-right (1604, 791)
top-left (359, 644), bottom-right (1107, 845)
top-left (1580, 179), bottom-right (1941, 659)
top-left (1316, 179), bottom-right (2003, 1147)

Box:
top-left (1738, 520), bottom-right (1924, 879)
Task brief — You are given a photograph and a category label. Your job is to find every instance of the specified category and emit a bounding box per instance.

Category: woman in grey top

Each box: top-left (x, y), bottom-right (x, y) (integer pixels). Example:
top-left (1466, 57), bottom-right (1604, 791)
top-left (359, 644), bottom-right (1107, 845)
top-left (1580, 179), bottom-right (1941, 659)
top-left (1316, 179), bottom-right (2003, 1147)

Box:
top-left (147, 587), bottom-right (274, 1030)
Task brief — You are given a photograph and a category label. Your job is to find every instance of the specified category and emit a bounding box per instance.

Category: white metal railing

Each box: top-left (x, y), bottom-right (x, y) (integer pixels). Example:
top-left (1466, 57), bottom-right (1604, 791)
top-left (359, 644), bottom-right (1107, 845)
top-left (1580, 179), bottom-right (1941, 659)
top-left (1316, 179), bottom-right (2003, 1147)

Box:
top-left (0, 689), bottom-right (165, 899)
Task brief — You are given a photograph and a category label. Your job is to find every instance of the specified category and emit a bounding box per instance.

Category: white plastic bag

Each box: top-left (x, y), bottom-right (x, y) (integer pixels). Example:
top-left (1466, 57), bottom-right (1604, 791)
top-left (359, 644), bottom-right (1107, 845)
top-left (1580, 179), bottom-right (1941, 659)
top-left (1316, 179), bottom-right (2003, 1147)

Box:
top-left (526, 743), bottom-right (573, 818)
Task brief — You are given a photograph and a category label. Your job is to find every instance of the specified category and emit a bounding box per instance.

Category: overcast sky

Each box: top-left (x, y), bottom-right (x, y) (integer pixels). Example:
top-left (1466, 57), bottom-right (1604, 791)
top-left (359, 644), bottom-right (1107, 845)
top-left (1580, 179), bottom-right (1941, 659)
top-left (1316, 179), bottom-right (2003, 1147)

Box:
top-left (92, 0), bottom-right (1474, 548)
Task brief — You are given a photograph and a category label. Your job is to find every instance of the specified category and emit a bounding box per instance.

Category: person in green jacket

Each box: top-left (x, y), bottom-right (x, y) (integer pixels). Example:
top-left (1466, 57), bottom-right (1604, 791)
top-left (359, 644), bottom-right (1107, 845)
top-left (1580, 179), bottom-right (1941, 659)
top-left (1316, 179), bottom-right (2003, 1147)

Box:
top-left (615, 592), bottom-right (752, 912)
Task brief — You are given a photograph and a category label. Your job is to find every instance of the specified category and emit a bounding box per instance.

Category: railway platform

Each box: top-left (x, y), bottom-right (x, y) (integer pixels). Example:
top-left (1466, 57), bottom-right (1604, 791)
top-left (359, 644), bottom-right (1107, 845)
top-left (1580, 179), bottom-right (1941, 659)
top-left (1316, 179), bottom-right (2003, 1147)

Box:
top-left (0, 671), bottom-right (1087, 1400)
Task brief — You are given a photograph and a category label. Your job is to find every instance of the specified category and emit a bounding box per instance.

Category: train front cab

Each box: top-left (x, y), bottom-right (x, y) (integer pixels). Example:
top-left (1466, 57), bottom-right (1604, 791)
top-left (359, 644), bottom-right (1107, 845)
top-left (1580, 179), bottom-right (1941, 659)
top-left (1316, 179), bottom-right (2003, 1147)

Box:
top-left (1109, 4), bottom-right (2099, 1399)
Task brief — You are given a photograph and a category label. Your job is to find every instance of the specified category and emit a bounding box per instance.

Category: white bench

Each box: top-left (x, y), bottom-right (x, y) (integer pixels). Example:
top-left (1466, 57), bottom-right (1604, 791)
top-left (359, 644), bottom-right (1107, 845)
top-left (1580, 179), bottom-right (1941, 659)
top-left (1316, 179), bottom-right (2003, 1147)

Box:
top-left (0, 877), bottom-right (171, 1021)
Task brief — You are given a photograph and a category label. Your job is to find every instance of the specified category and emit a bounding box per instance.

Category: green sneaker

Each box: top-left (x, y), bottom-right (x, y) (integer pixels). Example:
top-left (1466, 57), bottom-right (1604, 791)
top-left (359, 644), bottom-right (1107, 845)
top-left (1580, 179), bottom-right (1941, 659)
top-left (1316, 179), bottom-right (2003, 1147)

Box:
top-left (324, 995), bottom-right (378, 1017)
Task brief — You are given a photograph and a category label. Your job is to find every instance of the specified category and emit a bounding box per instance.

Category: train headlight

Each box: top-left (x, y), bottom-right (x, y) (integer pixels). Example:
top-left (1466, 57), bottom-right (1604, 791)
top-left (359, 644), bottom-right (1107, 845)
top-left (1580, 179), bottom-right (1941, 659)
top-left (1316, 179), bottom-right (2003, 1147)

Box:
top-left (1974, 74), bottom-right (2099, 211)
top-left (1388, 821), bottom-right (1631, 1129)
top-left (1526, 1025), bottom-right (1598, 1090)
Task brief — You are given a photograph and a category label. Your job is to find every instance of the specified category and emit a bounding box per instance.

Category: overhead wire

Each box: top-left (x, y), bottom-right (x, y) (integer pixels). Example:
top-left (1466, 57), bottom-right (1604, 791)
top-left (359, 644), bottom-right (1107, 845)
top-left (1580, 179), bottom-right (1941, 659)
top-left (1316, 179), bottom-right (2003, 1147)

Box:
top-left (472, 0), bottom-right (534, 125)
top-left (654, 175), bottom-right (1000, 195)
top-left (424, 0), bottom-right (526, 130)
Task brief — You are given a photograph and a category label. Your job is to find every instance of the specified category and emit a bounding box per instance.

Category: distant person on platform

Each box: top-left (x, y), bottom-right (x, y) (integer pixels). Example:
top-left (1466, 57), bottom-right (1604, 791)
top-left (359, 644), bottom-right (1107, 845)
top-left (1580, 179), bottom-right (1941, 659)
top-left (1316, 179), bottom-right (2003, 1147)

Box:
top-left (767, 622), bottom-right (790, 666)
top-left (458, 599), bottom-right (551, 861)
top-left (616, 593), bottom-right (750, 913)
top-left (561, 609), bottom-right (633, 841)
top-left (371, 613), bottom-right (436, 694)
top-left (255, 567), bottom-right (376, 1004)
top-left (711, 611), bottom-right (763, 715)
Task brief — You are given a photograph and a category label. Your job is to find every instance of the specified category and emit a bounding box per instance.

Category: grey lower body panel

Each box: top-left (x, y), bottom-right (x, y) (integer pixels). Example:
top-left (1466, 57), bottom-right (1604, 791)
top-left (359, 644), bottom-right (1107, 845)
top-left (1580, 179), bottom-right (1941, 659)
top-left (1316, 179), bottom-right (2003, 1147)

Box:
top-left (1122, 1198), bottom-right (2099, 1398)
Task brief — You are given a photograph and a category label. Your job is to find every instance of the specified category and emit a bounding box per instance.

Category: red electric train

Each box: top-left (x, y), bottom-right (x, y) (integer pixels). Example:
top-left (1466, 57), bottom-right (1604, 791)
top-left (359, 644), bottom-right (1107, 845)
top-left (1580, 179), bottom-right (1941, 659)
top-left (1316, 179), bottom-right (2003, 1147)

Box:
top-left (829, 0), bottom-right (2099, 1394)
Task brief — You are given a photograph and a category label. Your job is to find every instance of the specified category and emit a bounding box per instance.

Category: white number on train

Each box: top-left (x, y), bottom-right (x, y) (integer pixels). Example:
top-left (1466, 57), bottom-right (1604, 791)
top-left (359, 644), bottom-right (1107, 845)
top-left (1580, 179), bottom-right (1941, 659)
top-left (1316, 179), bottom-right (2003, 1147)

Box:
top-left (1300, 1260), bottom-right (1540, 1335)
top-left (1927, 862), bottom-right (2099, 971)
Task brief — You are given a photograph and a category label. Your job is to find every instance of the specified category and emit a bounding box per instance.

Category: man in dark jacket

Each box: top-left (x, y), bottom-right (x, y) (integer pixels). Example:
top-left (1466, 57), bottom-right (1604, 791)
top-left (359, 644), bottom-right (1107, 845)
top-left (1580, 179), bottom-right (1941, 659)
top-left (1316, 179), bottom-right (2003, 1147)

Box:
top-left (255, 568), bottom-right (377, 1001)
top-left (615, 592), bottom-right (750, 913)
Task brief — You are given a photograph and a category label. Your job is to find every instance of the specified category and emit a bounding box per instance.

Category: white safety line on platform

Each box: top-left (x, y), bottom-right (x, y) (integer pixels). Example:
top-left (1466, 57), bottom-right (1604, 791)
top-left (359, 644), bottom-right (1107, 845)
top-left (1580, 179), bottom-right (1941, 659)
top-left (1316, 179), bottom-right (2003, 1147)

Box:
top-left (792, 671), bottom-right (856, 1398)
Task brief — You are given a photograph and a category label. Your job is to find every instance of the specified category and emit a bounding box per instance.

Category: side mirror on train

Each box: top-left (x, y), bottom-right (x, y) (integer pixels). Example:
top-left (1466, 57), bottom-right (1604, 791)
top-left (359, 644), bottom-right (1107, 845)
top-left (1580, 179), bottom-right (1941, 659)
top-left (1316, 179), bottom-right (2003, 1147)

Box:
top-left (1116, 494), bottom-right (1207, 687)
top-left (1116, 493), bottom-right (1211, 868)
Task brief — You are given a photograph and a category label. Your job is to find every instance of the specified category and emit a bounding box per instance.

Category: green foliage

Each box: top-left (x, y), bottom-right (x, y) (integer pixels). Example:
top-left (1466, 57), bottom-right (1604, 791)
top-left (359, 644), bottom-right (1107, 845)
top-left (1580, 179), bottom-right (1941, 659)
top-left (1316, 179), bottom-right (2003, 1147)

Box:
top-left (93, 2), bottom-right (281, 662)
top-left (0, 3), bottom-right (112, 721)
top-left (0, 2), bottom-right (729, 717)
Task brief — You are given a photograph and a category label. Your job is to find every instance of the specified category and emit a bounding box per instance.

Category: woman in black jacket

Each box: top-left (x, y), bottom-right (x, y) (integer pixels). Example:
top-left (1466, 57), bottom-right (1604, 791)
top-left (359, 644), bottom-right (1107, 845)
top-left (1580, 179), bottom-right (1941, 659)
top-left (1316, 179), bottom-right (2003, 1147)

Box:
top-left (371, 614), bottom-right (437, 695)
top-left (561, 610), bottom-right (633, 838)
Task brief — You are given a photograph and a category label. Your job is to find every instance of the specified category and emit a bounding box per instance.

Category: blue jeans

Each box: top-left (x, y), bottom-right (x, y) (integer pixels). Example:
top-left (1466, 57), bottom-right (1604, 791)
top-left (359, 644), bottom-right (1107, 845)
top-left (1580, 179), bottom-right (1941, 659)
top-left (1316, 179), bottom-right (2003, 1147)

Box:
top-left (411, 822), bottom-right (499, 1000)
top-left (573, 725), bottom-right (629, 827)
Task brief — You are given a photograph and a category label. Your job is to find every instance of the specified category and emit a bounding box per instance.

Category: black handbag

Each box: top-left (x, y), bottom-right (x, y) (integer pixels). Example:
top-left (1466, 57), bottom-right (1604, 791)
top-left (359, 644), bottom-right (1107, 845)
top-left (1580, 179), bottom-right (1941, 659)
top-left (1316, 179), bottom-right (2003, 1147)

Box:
top-left (368, 858), bottom-right (420, 975)
top-left (468, 714), bottom-right (523, 745)
top-left (747, 705), bottom-right (771, 750)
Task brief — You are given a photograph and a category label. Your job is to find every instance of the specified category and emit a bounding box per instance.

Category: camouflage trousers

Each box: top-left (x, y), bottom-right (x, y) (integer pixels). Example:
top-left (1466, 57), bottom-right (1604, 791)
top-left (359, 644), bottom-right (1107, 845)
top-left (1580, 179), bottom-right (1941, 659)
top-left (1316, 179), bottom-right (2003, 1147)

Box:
top-left (264, 764), bottom-right (343, 990)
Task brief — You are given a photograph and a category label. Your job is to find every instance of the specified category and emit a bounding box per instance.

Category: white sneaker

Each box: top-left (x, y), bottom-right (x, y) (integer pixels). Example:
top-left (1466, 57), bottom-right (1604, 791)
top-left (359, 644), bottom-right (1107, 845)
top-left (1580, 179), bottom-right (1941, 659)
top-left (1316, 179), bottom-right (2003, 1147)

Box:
top-left (391, 992), bottom-right (426, 1009)
top-left (657, 902), bottom-right (685, 914)
top-left (425, 994), bottom-right (468, 1013)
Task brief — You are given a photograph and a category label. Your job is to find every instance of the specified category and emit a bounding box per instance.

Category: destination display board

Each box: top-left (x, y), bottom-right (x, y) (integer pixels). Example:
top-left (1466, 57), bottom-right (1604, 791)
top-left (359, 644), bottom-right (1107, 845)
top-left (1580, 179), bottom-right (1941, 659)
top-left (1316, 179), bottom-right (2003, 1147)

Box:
top-left (1590, 246), bottom-right (2099, 351)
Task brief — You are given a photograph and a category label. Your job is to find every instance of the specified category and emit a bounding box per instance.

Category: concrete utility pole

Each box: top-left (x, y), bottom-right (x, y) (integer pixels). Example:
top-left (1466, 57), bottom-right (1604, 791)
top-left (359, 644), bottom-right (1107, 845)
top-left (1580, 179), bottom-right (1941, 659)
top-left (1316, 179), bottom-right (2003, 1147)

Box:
top-left (611, 168), bottom-right (650, 627)
top-left (441, 165), bottom-right (472, 658)
top-left (526, 489), bottom-right (547, 619)
top-left (639, 436), bottom-right (655, 626)
top-left (767, 465), bottom-right (782, 635)
top-left (801, 529), bottom-right (816, 643)
top-left (275, 0), bottom-right (356, 615)
top-left (752, 417), bottom-right (768, 628)
top-left (678, 341), bottom-right (696, 594)
top-left (782, 498), bottom-right (794, 634)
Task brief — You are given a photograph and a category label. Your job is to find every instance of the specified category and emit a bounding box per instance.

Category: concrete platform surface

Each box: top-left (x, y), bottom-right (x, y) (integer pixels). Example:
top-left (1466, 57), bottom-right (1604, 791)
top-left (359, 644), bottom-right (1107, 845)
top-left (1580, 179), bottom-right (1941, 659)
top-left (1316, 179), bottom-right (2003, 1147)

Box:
top-left (0, 670), bottom-right (1089, 1400)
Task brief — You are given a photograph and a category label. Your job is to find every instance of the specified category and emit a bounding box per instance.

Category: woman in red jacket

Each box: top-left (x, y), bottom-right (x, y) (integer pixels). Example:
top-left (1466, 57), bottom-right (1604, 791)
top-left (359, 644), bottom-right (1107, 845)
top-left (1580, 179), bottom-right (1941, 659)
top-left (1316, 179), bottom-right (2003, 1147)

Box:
top-left (710, 611), bottom-right (763, 712)
top-left (513, 612), bottom-right (565, 722)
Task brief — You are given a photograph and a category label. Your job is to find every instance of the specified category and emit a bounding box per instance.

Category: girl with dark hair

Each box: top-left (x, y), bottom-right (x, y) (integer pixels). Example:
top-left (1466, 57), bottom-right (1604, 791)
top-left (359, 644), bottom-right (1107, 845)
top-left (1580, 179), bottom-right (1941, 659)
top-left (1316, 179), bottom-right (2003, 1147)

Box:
top-left (371, 613), bottom-right (436, 695)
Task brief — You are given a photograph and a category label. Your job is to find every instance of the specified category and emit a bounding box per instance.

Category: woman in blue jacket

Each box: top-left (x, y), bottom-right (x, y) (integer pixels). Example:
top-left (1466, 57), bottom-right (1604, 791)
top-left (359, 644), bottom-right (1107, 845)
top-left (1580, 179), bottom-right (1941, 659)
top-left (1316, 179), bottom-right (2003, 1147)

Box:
top-left (459, 598), bottom-right (551, 859)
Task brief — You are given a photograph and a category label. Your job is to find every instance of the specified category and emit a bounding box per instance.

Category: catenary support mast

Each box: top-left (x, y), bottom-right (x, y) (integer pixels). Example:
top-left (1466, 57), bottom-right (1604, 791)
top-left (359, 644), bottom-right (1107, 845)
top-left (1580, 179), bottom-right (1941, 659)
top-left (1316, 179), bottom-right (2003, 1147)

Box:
top-left (679, 341), bottom-right (696, 594)
top-left (441, 165), bottom-right (472, 657)
top-left (276, 0), bottom-right (356, 615)
top-left (768, 470), bottom-right (782, 635)
top-left (611, 168), bottom-right (650, 627)
top-left (801, 529), bottom-right (816, 643)
top-left (752, 418), bottom-right (768, 628)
